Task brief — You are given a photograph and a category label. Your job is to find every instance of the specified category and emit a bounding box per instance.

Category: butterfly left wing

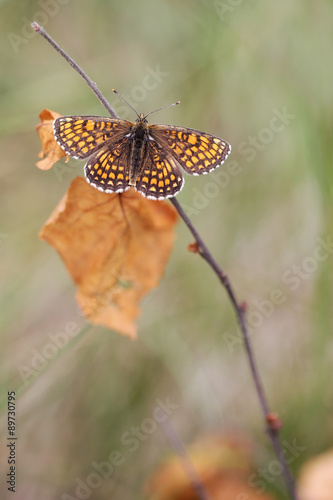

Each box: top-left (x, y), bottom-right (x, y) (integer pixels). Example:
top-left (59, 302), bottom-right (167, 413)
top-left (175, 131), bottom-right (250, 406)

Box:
top-left (149, 124), bottom-right (231, 175)
top-left (84, 135), bottom-right (131, 194)
top-left (53, 115), bottom-right (132, 159)
top-left (135, 139), bottom-right (184, 200)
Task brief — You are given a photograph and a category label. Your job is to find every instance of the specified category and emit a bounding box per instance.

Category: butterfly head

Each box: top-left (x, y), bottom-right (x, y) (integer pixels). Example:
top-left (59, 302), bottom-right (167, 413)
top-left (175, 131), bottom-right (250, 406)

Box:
top-left (136, 113), bottom-right (148, 124)
top-left (112, 89), bottom-right (180, 123)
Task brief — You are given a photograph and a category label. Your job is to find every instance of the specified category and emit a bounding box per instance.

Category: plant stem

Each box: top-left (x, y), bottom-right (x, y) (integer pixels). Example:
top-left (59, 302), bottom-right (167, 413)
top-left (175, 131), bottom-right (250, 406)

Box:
top-left (31, 22), bottom-right (118, 119)
top-left (170, 198), bottom-right (297, 500)
top-left (33, 22), bottom-right (298, 500)
top-left (161, 418), bottom-right (212, 500)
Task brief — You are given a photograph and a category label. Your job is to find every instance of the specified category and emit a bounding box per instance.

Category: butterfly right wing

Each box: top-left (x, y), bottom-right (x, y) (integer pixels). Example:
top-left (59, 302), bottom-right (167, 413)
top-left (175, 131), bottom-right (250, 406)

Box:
top-left (149, 124), bottom-right (231, 175)
top-left (53, 115), bottom-right (133, 159)
top-left (84, 135), bottom-right (132, 194)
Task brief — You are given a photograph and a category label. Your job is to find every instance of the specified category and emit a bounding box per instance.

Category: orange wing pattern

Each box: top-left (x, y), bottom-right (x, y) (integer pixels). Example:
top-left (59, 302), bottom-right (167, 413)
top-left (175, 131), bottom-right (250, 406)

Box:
top-left (135, 140), bottom-right (184, 199)
top-left (84, 137), bottom-right (131, 194)
top-left (53, 116), bottom-right (132, 159)
top-left (150, 124), bottom-right (231, 175)
top-left (52, 114), bottom-right (231, 200)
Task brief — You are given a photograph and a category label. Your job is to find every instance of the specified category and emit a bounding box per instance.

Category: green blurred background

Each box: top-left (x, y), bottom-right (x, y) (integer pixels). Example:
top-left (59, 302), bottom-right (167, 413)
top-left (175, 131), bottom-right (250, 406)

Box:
top-left (1, 0), bottom-right (332, 498)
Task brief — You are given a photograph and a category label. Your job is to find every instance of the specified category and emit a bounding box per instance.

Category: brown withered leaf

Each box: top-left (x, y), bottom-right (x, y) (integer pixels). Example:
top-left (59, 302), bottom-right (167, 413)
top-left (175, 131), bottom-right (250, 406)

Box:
top-left (297, 448), bottom-right (333, 499)
top-left (36, 109), bottom-right (67, 170)
top-left (146, 434), bottom-right (277, 500)
top-left (39, 177), bottom-right (178, 338)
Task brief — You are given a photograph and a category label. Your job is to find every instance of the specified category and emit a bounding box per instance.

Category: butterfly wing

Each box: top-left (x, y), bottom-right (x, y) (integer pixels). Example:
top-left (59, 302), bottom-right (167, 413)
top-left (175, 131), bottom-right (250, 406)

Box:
top-left (53, 115), bottom-right (132, 159)
top-left (84, 136), bottom-right (132, 194)
top-left (135, 139), bottom-right (184, 200)
top-left (149, 124), bottom-right (231, 175)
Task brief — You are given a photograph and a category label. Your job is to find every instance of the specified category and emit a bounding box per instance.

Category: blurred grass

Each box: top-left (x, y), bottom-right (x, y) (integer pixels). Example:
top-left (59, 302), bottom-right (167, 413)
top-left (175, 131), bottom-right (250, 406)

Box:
top-left (1, 0), bottom-right (333, 498)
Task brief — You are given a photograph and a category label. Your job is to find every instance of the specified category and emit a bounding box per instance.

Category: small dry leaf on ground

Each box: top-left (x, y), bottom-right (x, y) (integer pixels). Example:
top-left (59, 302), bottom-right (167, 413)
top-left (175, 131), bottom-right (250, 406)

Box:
top-left (145, 434), bottom-right (277, 500)
top-left (36, 109), bottom-right (67, 170)
top-left (297, 448), bottom-right (333, 500)
top-left (39, 177), bottom-right (178, 338)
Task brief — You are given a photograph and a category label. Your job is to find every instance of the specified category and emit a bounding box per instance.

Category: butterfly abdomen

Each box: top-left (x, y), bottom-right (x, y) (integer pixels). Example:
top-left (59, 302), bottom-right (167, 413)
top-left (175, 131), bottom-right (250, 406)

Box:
top-left (128, 120), bottom-right (149, 186)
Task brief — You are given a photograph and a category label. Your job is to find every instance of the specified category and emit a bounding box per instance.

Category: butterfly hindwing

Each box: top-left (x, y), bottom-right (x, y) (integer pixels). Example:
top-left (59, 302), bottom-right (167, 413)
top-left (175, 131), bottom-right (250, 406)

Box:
top-left (149, 124), bottom-right (231, 175)
top-left (135, 139), bottom-right (184, 200)
top-left (53, 116), bottom-right (132, 159)
top-left (84, 136), bottom-right (132, 193)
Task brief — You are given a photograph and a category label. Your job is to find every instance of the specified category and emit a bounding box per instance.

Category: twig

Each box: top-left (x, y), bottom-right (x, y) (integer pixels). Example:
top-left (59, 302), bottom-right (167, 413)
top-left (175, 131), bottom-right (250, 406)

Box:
top-left (161, 417), bottom-right (212, 500)
top-left (170, 198), bottom-right (297, 499)
top-left (33, 23), bottom-right (297, 500)
top-left (31, 22), bottom-right (118, 119)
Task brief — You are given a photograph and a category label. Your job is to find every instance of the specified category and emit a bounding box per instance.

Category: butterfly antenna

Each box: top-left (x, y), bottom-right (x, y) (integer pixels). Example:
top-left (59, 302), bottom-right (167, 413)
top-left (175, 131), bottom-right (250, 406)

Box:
top-left (144, 100), bottom-right (180, 119)
top-left (112, 89), bottom-right (140, 118)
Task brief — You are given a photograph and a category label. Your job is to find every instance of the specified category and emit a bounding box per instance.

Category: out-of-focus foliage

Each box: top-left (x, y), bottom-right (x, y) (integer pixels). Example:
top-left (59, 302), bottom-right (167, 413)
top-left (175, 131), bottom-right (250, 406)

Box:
top-left (1, 1), bottom-right (332, 498)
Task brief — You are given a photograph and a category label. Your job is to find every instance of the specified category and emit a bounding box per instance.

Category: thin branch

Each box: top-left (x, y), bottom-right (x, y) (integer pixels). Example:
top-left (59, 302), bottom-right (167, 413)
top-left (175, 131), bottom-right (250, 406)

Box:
top-left (161, 417), bottom-right (212, 500)
top-left (33, 23), bottom-right (297, 500)
top-left (32, 22), bottom-right (118, 119)
top-left (170, 198), bottom-right (297, 500)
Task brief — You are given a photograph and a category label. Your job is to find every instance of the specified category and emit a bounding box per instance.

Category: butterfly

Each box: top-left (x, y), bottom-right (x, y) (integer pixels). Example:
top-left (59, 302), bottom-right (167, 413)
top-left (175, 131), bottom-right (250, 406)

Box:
top-left (53, 97), bottom-right (231, 200)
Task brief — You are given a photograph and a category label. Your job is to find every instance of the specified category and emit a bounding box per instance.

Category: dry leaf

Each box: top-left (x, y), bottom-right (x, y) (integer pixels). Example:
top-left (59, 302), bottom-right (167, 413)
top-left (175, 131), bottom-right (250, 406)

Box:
top-left (146, 434), bottom-right (277, 500)
top-left (36, 109), bottom-right (67, 170)
top-left (40, 177), bottom-right (178, 338)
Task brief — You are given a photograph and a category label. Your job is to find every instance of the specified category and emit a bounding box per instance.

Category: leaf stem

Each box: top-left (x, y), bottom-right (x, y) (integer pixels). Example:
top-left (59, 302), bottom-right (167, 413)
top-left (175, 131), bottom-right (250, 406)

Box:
top-left (34, 23), bottom-right (297, 499)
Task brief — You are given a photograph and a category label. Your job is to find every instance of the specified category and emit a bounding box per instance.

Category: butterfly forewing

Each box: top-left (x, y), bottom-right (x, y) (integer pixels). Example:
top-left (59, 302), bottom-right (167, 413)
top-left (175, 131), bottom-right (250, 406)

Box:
top-left (53, 116), bottom-right (132, 159)
top-left (149, 124), bottom-right (231, 175)
top-left (135, 140), bottom-right (184, 199)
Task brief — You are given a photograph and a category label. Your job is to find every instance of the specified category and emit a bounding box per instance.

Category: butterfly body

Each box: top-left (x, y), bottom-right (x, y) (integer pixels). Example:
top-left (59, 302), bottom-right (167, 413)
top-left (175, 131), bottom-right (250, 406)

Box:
top-left (53, 112), bottom-right (231, 200)
top-left (129, 114), bottom-right (150, 186)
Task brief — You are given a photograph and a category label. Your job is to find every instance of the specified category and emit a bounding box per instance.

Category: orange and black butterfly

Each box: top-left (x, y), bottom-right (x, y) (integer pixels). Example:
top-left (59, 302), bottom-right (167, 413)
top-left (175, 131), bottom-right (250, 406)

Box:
top-left (53, 94), bottom-right (231, 200)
